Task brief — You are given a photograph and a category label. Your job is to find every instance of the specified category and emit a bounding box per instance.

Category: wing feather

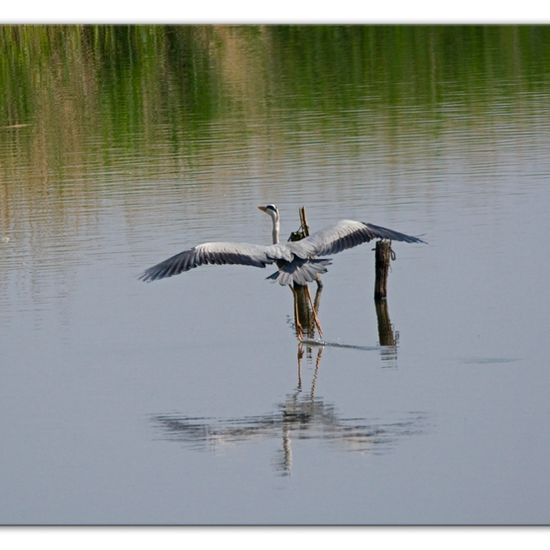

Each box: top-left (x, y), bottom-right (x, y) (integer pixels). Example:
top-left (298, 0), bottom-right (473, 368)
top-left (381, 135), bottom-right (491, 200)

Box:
top-left (288, 219), bottom-right (425, 258)
top-left (139, 241), bottom-right (286, 282)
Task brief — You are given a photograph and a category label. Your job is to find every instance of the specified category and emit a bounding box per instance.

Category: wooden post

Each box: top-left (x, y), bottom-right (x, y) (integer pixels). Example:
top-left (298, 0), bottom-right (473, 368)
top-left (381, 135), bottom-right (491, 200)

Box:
top-left (292, 285), bottom-right (313, 337)
top-left (290, 207), bottom-right (312, 337)
top-left (289, 206), bottom-right (310, 242)
top-left (289, 207), bottom-right (323, 339)
top-left (374, 240), bottom-right (393, 301)
top-left (374, 239), bottom-right (397, 352)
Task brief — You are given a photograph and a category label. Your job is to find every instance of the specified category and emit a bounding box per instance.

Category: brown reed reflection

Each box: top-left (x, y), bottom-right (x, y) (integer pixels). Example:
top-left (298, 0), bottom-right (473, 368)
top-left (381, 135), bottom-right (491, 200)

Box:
top-left (151, 344), bottom-right (426, 476)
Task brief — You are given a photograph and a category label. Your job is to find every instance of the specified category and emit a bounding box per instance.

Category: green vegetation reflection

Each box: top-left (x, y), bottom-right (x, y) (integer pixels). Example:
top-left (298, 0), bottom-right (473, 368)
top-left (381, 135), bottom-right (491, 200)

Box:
top-left (2, 25), bottom-right (550, 187)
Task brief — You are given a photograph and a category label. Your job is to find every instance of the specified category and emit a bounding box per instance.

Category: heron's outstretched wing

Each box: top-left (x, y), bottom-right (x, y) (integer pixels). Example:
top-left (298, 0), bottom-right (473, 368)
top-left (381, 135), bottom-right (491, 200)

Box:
top-left (289, 219), bottom-right (425, 258)
top-left (139, 242), bottom-right (291, 282)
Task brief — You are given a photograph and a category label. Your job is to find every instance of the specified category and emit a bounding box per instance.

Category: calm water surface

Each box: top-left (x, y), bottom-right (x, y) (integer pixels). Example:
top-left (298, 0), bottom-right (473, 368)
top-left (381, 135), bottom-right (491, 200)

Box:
top-left (1, 26), bottom-right (550, 524)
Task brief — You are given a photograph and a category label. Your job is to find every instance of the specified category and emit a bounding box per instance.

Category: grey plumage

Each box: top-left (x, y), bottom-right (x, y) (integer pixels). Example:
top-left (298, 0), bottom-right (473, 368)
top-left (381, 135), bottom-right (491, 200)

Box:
top-left (139, 208), bottom-right (425, 286)
top-left (139, 242), bottom-right (289, 282)
top-left (265, 258), bottom-right (332, 286)
top-left (286, 219), bottom-right (423, 258)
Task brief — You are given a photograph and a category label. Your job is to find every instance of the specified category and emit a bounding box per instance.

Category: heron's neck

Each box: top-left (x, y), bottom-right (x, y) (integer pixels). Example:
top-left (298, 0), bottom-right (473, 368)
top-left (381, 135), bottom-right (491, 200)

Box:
top-left (271, 217), bottom-right (280, 244)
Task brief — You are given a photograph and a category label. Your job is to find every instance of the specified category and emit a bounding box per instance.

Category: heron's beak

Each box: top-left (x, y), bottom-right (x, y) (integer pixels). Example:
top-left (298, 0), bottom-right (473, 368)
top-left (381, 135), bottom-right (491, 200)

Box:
top-left (257, 205), bottom-right (268, 213)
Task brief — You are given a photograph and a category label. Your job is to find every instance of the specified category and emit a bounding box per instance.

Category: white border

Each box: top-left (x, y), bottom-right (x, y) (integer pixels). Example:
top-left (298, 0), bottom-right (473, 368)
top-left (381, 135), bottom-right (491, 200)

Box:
top-left (1, 11), bottom-right (549, 548)
top-left (2, 526), bottom-right (550, 550)
top-left (2, 1), bottom-right (550, 23)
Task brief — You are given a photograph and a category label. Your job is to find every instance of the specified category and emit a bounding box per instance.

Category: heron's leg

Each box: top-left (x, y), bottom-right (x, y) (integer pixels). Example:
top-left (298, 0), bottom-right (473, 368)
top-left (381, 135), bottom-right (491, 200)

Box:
top-left (313, 278), bottom-right (323, 313)
top-left (304, 285), bottom-right (323, 338)
top-left (315, 274), bottom-right (323, 290)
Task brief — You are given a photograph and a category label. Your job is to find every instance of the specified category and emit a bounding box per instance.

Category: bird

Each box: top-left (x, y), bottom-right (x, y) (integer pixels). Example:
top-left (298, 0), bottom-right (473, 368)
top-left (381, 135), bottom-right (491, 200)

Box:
top-left (139, 204), bottom-right (425, 286)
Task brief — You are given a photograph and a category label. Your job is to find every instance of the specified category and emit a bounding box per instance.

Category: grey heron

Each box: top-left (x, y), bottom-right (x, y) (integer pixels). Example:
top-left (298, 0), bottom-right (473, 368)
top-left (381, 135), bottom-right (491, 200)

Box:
top-left (139, 204), bottom-right (425, 286)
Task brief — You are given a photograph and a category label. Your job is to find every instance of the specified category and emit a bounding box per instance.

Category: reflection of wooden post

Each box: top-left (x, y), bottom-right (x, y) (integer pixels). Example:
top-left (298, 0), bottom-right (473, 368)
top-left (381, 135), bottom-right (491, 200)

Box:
top-left (374, 240), bottom-right (392, 301)
top-left (375, 299), bottom-right (397, 347)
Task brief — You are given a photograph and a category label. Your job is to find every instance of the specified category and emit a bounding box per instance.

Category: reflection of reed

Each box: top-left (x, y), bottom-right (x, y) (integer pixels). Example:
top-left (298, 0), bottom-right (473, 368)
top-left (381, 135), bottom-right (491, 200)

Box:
top-left (152, 344), bottom-right (426, 475)
top-left (2, 25), bottom-right (547, 198)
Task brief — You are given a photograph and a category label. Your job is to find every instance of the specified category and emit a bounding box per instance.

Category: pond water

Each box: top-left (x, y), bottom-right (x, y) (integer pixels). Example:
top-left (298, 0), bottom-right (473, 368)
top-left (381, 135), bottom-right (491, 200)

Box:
top-left (1, 25), bottom-right (550, 524)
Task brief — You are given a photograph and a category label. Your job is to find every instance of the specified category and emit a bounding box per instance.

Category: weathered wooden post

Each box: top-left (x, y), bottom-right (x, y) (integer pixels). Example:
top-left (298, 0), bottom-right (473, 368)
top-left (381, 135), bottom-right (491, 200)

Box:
top-left (289, 207), bottom-right (323, 339)
top-left (374, 240), bottom-right (393, 301)
top-left (374, 240), bottom-right (397, 348)
top-left (289, 207), bottom-right (312, 337)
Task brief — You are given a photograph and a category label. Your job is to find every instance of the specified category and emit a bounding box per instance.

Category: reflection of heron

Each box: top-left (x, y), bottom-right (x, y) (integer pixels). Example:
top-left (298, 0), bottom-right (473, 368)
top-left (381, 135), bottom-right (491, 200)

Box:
top-left (152, 343), bottom-right (426, 475)
top-left (150, 335), bottom-right (429, 475)
top-left (139, 204), bottom-right (425, 285)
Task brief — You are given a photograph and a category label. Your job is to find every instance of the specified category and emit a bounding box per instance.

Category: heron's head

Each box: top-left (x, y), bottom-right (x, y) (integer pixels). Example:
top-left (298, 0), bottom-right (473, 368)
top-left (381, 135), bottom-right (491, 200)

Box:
top-left (257, 204), bottom-right (279, 222)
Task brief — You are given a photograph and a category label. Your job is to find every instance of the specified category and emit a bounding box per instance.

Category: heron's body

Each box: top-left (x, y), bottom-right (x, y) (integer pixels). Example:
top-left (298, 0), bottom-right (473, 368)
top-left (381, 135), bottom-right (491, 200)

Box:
top-left (139, 206), bottom-right (425, 286)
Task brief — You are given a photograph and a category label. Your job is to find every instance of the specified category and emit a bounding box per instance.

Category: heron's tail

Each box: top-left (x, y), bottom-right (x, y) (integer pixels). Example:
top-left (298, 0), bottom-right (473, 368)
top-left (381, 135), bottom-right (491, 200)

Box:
top-left (266, 258), bottom-right (332, 286)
